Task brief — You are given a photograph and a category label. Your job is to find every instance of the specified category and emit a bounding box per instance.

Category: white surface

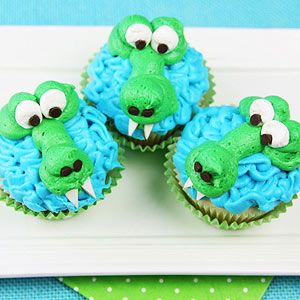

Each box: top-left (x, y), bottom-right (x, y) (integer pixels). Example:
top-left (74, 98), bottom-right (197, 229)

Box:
top-left (0, 26), bottom-right (300, 278)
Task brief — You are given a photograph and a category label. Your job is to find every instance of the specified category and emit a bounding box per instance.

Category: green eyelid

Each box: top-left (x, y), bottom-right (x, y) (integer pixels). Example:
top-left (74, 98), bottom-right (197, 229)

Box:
top-left (108, 15), bottom-right (152, 58)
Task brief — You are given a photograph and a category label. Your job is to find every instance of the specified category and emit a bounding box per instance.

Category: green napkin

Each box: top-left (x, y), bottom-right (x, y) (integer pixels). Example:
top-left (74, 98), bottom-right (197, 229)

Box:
top-left (60, 276), bottom-right (272, 300)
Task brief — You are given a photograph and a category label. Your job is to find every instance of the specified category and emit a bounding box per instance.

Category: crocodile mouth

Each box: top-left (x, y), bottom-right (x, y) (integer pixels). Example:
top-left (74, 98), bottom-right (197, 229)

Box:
top-left (128, 119), bottom-right (154, 139)
top-left (65, 177), bottom-right (96, 207)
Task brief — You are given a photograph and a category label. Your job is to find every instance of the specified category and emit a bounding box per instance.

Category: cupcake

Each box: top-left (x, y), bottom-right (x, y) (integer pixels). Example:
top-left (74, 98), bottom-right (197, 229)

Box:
top-left (0, 81), bottom-right (124, 219)
top-left (166, 96), bottom-right (300, 229)
top-left (82, 14), bottom-right (214, 151)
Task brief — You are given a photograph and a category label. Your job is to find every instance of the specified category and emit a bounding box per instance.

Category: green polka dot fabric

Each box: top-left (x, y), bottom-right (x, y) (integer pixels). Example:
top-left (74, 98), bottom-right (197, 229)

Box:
top-left (60, 276), bottom-right (272, 300)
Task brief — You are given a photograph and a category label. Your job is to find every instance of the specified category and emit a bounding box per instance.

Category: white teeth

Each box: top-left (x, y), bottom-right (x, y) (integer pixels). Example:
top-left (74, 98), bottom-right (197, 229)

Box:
top-left (183, 177), bottom-right (193, 189)
top-left (196, 191), bottom-right (205, 201)
top-left (82, 177), bottom-right (97, 199)
top-left (144, 124), bottom-right (154, 139)
top-left (65, 189), bottom-right (78, 207)
top-left (128, 119), bottom-right (139, 136)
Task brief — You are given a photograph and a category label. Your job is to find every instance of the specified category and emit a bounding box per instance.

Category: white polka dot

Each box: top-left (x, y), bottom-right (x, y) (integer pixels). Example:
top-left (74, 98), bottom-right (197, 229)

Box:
top-left (191, 298), bottom-right (196, 300)
top-left (89, 297), bottom-right (94, 300)
top-left (74, 287), bottom-right (79, 292)
top-left (123, 297), bottom-right (128, 300)
top-left (175, 288), bottom-right (180, 294)
top-left (107, 287), bottom-right (112, 292)
top-left (157, 298), bottom-right (162, 300)
top-left (227, 277), bottom-right (232, 283)
top-left (261, 277), bottom-right (266, 283)
top-left (226, 298), bottom-right (231, 300)
top-left (141, 287), bottom-right (147, 293)
top-left (92, 277), bottom-right (97, 282)
top-left (58, 277), bottom-right (63, 282)
top-left (193, 277), bottom-right (199, 283)
top-left (159, 278), bottom-right (164, 283)
top-left (243, 287), bottom-right (249, 293)
top-left (126, 278), bottom-right (131, 283)
top-left (210, 287), bottom-right (215, 293)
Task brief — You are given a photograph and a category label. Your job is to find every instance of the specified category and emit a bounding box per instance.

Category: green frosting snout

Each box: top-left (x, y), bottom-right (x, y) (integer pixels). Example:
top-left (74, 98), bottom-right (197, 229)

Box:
top-left (184, 96), bottom-right (300, 199)
top-left (0, 81), bottom-right (96, 207)
top-left (108, 15), bottom-right (187, 128)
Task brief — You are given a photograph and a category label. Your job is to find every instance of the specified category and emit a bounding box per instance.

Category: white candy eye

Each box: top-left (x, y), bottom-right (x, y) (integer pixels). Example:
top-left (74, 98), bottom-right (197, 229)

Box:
top-left (249, 99), bottom-right (275, 126)
top-left (261, 120), bottom-right (290, 148)
top-left (151, 25), bottom-right (179, 54)
top-left (125, 23), bottom-right (152, 50)
top-left (15, 100), bottom-right (42, 129)
top-left (40, 89), bottom-right (67, 119)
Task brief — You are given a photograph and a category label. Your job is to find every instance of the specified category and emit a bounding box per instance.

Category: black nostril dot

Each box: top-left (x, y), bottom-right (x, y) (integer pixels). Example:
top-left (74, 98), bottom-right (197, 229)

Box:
top-left (128, 106), bottom-right (140, 116)
top-left (200, 171), bottom-right (213, 183)
top-left (29, 115), bottom-right (41, 127)
top-left (60, 166), bottom-right (73, 177)
top-left (49, 107), bottom-right (62, 118)
top-left (73, 159), bottom-right (83, 172)
top-left (194, 161), bottom-right (202, 173)
top-left (141, 108), bottom-right (154, 118)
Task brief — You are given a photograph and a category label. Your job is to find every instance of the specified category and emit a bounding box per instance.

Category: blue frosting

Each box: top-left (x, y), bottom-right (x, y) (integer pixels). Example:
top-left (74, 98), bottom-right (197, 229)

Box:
top-left (0, 101), bottom-right (122, 213)
top-left (84, 44), bottom-right (209, 140)
top-left (174, 106), bottom-right (300, 214)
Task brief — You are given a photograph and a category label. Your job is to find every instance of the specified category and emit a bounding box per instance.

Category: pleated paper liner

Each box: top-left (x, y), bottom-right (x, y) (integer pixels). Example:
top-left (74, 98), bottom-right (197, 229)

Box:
top-left (80, 55), bottom-right (215, 152)
top-left (0, 146), bottom-right (125, 220)
top-left (164, 141), bottom-right (295, 230)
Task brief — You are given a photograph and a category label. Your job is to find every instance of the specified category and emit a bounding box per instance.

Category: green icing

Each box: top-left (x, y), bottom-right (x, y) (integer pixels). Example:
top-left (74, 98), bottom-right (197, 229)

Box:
top-left (108, 15), bottom-right (187, 125)
top-left (185, 96), bottom-right (300, 198)
top-left (0, 81), bottom-right (94, 196)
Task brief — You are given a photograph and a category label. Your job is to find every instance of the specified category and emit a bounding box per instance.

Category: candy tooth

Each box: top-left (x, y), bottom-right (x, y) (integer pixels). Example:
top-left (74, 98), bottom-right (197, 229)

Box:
top-left (196, 191), bottom-right (205, 201)
top-left (183, 177), bottom-right (193, 189)
top-left (65, 189), bottom-right (79, 207)
top-left (128, 119), bottom-right (139, 136)
top-left (144, 124), bottom-right (154, 139)
top-left (82, 177), bottom-right (97, 199)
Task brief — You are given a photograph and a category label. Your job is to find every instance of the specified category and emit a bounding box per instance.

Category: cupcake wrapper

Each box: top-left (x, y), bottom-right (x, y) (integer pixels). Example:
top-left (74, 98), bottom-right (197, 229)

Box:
top-left (80, 56), bottom-right (215, 152)
top-left (0, 146), bottom-right (125, 220)
top-left (164, 141), bottom-right (295, 230)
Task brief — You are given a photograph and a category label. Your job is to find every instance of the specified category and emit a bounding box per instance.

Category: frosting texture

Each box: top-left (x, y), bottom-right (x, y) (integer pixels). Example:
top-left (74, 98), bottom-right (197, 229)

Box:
top-left (174, 106), bottom-right (300, 214)
top-left (0, 101), bottom-right (122, 213)
top-left (84, 44), bottom-right (209, 140)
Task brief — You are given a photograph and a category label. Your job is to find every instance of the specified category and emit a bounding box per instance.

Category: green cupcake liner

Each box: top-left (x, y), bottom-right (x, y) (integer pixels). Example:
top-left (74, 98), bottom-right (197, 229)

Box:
top-left (0, 146), bottom-right (125, 220)
top-left (164, 141), bottom-right (295, 230)
top-left (80, 54), bottom-right (215, 152)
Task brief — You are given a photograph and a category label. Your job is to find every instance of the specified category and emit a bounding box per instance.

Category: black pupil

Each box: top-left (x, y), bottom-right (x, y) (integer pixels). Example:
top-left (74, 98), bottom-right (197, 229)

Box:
top-left (49, 107), bottom-right (62, 118)
top-left (157, 43), bottom-right (169, 54)
top-left (250, 114), bottom-right (262, 126)
top-left (194, 162), bottom-right (202, 172)
top-left (135, 40), bottom-right (146, 50)
top-left (60, 166), bottom-right (72, 177)
top-left (28, 115), bottom-right (40, 127)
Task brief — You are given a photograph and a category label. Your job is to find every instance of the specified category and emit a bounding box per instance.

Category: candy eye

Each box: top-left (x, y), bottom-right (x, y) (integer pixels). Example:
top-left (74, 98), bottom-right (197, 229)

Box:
top-left (15, 100), bottom-right (42, 129)
top-left (151, 25), bottom-right (179, 54)
top-left (40, 89), bottom-right (67, 119)
top-left (125, 23), bottom-right (152, 50)
top-left (261, 120), bottom-right (290, 148)
top-left (249, 99), bottom-right (275, 126)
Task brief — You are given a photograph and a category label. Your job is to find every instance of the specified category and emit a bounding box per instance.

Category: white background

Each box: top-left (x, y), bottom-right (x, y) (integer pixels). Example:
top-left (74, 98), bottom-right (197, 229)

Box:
top-left (0, 27), bottom-right (299, 277)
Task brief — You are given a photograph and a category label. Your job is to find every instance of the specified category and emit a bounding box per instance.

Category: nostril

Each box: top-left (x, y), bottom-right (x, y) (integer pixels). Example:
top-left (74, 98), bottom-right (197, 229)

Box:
top-left (128, 106), bottom-right (140, 116)
top-left (141, 108), bottom-right (154, 118)
top-left (73, 159), bottom-right (83, 172)
top-left (60, 166), bottom-right (73, 177)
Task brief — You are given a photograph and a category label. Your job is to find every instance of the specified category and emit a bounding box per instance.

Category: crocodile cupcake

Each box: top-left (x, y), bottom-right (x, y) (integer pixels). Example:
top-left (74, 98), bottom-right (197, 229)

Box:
top-left (0, 81), bottom-right (124, 219)
top-left (165, 96), bottom-right (300, 229)
top-left (82, 14), bottom-right (214, 151)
